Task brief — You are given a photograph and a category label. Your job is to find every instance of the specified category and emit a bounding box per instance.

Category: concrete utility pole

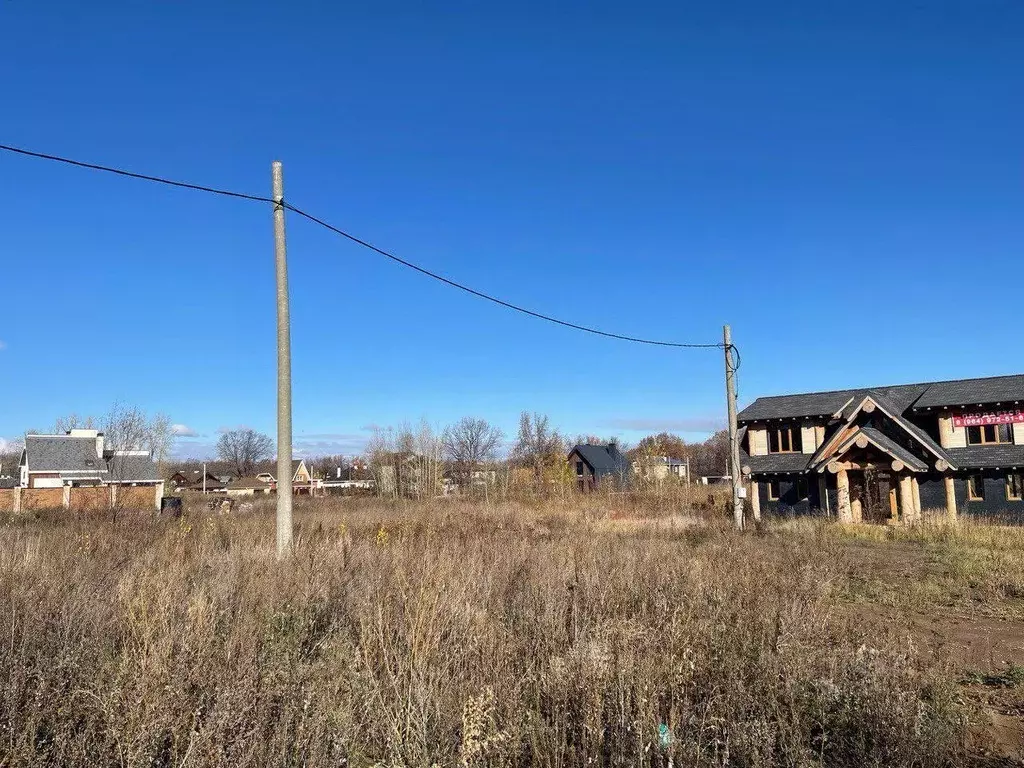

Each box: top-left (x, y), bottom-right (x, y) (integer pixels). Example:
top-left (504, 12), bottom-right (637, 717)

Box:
top-left (272, 161), bottom-right (293, 557)
top-left (724, 325), bottom-right (743, 530)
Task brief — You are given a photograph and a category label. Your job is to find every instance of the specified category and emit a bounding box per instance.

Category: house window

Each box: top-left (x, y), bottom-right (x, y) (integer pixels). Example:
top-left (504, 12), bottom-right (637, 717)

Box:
top-left (767, 479), bottom-right (780, 501)
top-left (967, 474), bottom-right (985, 502)
top-left (768, 425), bottom-right (801, 454)
top-left (575, 461), bottom-right (585, 477)
top-left (967, 423), bottom-right (1013, 446)
top-left (796, 478), bottom-right (808, 500)
top-left (1007, 473), bottom-right (1023, 502)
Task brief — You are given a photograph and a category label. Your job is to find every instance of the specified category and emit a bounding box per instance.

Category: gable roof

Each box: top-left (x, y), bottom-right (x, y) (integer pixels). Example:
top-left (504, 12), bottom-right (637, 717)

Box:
top-left (805, 391), bottom-right (952, 471)
top-left (107, 453), bottom-right (160, 483)
top-left (830, 427), bottom-right (930, 473)
top-left (570, 444), bottom-right (630, 478)
top-left (738, 374), bottom-right (1024, 423)
top-left (23, 435), bottom-right (106, 476)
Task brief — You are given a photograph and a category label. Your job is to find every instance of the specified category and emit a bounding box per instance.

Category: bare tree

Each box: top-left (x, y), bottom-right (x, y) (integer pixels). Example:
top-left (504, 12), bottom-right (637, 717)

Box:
top-left (443, 417), bottom-right (504, 489)
top-left (217, 428), bottom-right (273, 478)
top-left (512, 412), bottom-right (566, 484)
top-left (53, 413), bottom-right (96, 433)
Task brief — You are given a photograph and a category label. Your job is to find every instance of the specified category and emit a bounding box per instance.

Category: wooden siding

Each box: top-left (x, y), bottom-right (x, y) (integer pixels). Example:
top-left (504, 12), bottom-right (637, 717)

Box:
top-left (747, 428), bottom-right (768, 456)
top-left (1015, 422), bottom-right (1024, 445)
top-left (800, 424), bottom-right (817, 455)
top-left (938, 415), bottom-right (967, 449)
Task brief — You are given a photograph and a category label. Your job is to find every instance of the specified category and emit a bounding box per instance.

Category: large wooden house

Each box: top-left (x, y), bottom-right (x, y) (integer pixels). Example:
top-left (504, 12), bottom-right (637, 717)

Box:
top-left (738, 374), bottom-right (1024, 522)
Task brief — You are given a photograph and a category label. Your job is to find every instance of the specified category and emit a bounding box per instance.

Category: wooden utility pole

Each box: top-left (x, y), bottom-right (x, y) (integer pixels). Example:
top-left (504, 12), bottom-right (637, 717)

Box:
top-left (272, 161), bottom-right (293, 557)
top-left (724, 325), bottom-right (743, 530)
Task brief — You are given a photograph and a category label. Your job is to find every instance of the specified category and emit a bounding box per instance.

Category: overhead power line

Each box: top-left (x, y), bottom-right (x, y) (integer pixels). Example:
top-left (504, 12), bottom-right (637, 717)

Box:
top-left (0, 143), bottom-right (274, 203)
top-left (282, 202), bottom-right (722, 349)
top-left (0, 141), bottom-right (728, 351)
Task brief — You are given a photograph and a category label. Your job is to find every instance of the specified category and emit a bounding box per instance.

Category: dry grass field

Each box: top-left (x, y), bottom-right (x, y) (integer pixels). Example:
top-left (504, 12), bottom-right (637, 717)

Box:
top-left (2, 495), bottom-right (1024, 766)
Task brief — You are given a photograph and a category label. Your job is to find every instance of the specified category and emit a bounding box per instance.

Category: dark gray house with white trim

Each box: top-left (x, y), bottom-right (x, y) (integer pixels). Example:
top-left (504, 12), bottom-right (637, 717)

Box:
top-left (738, 374), bottom-right (1024, 522)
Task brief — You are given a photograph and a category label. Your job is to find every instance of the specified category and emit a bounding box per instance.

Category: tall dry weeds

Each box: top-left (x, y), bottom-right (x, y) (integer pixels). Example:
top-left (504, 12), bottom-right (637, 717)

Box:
top-left (0, 499), bottom-right (967, 766)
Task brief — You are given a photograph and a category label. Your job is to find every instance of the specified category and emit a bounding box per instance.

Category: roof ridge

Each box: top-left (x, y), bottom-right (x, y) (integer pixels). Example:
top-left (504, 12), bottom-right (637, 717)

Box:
top-left (746, 372), bottom-right (1024, 403)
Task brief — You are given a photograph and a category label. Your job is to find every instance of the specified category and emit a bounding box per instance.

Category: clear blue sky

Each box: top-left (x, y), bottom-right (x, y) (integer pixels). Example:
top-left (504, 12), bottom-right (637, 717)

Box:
top-left (1, 2), bottom-right (1021, 459)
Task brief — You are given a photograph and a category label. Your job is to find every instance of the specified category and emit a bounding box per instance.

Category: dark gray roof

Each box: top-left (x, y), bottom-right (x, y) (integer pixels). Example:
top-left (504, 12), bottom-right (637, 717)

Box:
top-left (862, 391), bottom-right (951, 465)
top-left (570, 444), bottom-right (631, 478)
top-left (944, 445), bottom-right (1024, 469)
top-left (738, 390), bottom-right (859, 422)
top-left (848, 427), bottom-right (930, 472)
top-left (913, 375), bottom-right (1024, 409)
top-left (741, 452), bottom-right (811, 474)
top-left (739, 375), bottom-right (1024, 423)
top-left (24, 435), bottom-right (106, 475)
top-left (106, 453), bottom-right (160, 483)
top-left (0, 477), bottom-right (17, 489)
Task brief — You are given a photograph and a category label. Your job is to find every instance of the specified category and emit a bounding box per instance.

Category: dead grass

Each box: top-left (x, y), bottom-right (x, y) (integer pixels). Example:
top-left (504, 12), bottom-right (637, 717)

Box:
top-left (0, 497), bottom-right (984, 766)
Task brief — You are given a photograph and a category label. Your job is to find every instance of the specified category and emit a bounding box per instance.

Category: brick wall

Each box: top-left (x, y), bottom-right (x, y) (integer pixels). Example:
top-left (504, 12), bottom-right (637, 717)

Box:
top-left (70, 486), bottom-right (111, 511)
top-left (117, 486), bottom-right (158, 511)
top-left (22, 488), bottom-right (64, 511)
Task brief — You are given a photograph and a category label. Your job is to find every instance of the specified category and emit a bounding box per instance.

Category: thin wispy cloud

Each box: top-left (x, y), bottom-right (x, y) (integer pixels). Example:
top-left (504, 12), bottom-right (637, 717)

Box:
top-left (600, 417), bottom-right (724, 433)
top-left (0, 341), bottom-right (7, 351)
top-left (171, 424), bottom-right (200, 437)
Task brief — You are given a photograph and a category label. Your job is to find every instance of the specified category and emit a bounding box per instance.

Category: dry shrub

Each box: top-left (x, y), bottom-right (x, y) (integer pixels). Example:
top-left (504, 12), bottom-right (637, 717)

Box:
top-left (0, 500), bottom-right (967, 766)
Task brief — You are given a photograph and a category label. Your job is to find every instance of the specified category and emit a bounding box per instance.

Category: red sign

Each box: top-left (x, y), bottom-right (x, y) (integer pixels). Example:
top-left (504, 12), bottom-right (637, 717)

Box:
top-left (953, 410), bottom-right (1024, 428)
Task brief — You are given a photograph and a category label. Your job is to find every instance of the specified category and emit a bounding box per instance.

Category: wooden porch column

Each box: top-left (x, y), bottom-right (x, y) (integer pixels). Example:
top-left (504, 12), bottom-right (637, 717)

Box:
top-left (12, 487), bottom-right (21, 514)
top-left (817, 476), bottom-right (829, 515)
top-left (944, 476), bottom-right (957, 521)
top-left (912, 477), bottom-right (923, 522)
top-left (837, 469), bottom-right (852, 523)
top-left (899, 475), bottom-right (916, 525)
top-left (850, 490), bottom-right (863, 524)
top-left (62, 484), bottom-right (71, 511)
top-left (749, 480), bottom-right (761, 521)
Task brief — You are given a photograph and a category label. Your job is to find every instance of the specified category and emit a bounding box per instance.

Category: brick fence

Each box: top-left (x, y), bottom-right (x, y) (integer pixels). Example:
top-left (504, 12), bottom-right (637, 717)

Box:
top-left (0, 485), bottom-right (163, 513)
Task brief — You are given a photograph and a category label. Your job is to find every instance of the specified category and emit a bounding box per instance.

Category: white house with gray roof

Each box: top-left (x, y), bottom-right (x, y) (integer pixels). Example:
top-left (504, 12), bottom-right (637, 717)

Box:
top-left (19, 429), bottom-right (163, 495)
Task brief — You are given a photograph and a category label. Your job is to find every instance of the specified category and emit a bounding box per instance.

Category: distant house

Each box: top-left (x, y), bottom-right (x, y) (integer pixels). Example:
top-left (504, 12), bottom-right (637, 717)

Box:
top-left (15, 429), bottom-right (163, 509)
top-left (20, 430), bottom-right (161, 489)
top-left (226, 477), bottom-right (273, 497)
top-left (567, 442), bottom-right (631, 492)
top-left (169, 469), bottom-right (222, 490)
top-left (256, 460), bottom-right (322, 496)
top-left (633, 455), bottom-right (688, 483)
top-left (322, 465), bottom-right (374, 492)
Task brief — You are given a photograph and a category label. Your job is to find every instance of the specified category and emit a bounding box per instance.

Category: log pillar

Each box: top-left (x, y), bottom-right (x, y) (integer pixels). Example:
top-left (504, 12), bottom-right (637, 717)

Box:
top-left (899, 475), bottom-right (916, 524)
top-left (912, 476), bottom-right (922, 523)
top-left (851, 493), bottom-right (863, 523)
top-left (817, 476), bottom-right (829, 515)
top-left (944, 476), bottom-right (957, 521)
top-left (837, 469), bottom-right (852, 523)
top-left (749, 480), bottom-right (761, 521)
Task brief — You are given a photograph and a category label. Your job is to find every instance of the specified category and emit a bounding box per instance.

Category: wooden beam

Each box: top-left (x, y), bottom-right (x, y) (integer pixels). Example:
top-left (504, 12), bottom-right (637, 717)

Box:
top-left (891, 459), bottom-right (905, 472)
top-left (855, 435), bottom-right (869, 449)
top-left (862, 400), bottom-right (876, 413)
top-left (837, 469), bottom-right (852, 523)
top-left (935, 459), bottom-right (949, 472)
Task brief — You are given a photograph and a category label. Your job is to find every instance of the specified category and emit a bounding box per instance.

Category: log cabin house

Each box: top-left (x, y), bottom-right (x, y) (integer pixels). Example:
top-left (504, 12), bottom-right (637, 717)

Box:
top-left (738, 374), bottom-right (1024, 522)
